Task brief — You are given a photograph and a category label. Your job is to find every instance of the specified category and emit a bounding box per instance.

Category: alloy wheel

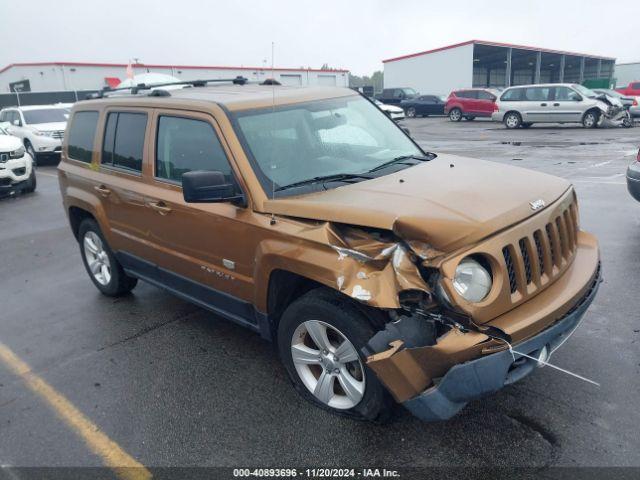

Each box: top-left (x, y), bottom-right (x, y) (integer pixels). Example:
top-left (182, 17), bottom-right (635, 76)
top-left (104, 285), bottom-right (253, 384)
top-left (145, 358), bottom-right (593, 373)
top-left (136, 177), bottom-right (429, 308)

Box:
top-left (506, 114), bottom-right (520, 128)
top-left (407, 107), bottom-right (416, 118)
top-left (291, 320), bottom-right (365, 410)
top-left (83, 231), bottom-right (111, 285)
top-left (583, 113), bottom-right (596, 128)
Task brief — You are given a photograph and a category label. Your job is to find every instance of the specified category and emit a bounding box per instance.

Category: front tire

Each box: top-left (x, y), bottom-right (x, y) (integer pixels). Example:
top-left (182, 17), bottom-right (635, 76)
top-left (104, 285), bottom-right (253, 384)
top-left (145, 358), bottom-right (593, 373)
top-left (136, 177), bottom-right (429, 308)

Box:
top-left (278, 288), bottom-right (392, 421)
top-left (25, 141), bottom-right (37, 167)
top-left (22, 168), bottom-right (36, 193)
top-left (504, 111), bottom-right (522, 129)
top-left (582, 110), bottom-right (599, 129)
top-left (78, 219), bottom-right (137, 296)
top-left (405, 107), bottom-right (416, 118)
top-left (465, 116), bottom-right (476, 121)
top-left (449, 108), bottom-right (462, 122)
top-left (521, 122), bottom-right (533, 128)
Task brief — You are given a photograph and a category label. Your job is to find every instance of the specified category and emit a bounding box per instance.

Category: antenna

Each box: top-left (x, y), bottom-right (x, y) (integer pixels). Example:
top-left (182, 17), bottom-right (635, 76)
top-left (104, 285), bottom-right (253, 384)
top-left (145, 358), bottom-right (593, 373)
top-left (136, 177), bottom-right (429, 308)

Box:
top-left (270, 41), bottom-right (277, 226)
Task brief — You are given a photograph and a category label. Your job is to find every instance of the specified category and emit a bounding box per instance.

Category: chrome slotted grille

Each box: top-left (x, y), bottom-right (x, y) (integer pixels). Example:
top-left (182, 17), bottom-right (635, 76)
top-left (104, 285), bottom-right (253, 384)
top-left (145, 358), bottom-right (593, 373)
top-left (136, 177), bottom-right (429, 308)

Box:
top-left (502, 199), bottom-right (579, 300)
top-left (51, 130), bottom-right (64, 139)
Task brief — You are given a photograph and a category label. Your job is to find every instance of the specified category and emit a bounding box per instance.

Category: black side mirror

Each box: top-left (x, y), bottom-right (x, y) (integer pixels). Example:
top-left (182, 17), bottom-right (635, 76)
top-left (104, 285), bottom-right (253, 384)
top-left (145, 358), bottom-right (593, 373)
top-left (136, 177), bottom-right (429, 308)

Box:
top-left (572, 95), bottom-right (582, 102)
top-left (182, 170), bottom-right (244, 204)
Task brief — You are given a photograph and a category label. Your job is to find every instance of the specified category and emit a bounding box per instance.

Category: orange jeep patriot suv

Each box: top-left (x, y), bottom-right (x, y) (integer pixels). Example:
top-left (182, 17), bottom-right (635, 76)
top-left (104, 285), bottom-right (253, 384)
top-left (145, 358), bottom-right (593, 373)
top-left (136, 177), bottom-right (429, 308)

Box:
top-left (58, 78), bottom-right (601, 421)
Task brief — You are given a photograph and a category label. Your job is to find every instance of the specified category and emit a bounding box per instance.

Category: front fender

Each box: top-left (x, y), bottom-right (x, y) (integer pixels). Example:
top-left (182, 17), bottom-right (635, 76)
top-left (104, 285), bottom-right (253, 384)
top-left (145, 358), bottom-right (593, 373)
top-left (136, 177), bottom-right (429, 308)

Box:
top-left (252, 229), bottom-right (431, 312)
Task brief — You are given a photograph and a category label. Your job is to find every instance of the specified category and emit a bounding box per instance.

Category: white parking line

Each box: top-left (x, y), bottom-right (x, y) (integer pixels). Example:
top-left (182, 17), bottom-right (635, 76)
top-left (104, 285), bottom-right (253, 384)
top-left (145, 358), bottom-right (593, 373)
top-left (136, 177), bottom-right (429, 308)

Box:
top-left (36, 171), bottom-right (58, 179)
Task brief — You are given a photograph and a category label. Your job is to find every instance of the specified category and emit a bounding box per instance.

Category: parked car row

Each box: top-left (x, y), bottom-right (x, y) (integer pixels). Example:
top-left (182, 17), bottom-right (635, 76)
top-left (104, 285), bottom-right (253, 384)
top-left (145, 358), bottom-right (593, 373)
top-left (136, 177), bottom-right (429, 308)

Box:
top-left (376, 83), bottom-right (638, 129)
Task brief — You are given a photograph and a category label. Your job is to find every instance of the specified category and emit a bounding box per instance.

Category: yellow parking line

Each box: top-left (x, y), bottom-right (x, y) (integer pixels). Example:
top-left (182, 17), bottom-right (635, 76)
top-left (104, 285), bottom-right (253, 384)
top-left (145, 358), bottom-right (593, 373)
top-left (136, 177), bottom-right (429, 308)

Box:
top-left (0, 342), bottom-right (152, 480)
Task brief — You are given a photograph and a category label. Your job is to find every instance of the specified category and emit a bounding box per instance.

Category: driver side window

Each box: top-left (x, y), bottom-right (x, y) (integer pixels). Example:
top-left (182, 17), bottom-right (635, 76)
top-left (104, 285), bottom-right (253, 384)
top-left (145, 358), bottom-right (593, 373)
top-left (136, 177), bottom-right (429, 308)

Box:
top-left (155, 116), bottom-right (233, 185)
top-left (555, 87), bottom-right (579, 101)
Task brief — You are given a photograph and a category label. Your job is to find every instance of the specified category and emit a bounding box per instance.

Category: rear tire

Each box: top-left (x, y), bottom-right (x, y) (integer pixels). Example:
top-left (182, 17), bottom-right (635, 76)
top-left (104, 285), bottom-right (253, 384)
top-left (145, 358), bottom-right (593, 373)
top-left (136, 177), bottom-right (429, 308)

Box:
top-left (278, 288), bottom-right (393, 422)
top-left (449, 108), bottom-right (462, 122)
top-left (78, 219), bottom-right (137, 296)
top-left (582, 110), bottom-right (599, 129)
top-left (504, 111), bottom-right (522, 129)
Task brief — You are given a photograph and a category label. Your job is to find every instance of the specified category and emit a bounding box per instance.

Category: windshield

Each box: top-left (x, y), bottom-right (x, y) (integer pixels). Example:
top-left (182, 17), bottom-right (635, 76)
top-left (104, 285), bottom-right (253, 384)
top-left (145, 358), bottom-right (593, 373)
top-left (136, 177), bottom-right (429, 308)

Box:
top-left (402, 88), bottom-right (417, 96)
top-left (572, 85), bottom-right (597, 99)
top-left (22, 108), bottom-right (69, 125)
top-left (233, 96), bottom-right (425, 197)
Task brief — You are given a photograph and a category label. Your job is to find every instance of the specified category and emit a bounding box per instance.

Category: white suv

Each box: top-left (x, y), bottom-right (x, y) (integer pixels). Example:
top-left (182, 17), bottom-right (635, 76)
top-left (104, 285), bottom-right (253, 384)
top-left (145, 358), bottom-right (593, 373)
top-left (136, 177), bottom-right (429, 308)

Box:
top-left (0, 105), bottom-right (69, 163)
top-left (0, 123), bottom-right (36, 196)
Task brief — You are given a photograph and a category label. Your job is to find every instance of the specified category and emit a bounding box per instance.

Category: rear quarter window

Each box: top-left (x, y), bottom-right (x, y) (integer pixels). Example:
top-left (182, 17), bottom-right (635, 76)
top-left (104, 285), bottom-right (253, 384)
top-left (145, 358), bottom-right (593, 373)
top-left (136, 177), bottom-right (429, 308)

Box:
top-left (500, 88), bottom-right (524, 101)
top-left (67, 111), bottom-right (99, 163)
top-left (477, 91), bottom-right (495, 100)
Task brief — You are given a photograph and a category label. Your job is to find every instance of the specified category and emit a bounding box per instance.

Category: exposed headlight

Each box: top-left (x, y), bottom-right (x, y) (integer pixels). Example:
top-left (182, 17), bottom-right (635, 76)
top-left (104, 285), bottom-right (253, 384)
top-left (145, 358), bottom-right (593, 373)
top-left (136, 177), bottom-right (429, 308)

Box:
top-left (453, 257), bottom-right (492, 303)
top-left (10, 146), bottom-right (25, 159)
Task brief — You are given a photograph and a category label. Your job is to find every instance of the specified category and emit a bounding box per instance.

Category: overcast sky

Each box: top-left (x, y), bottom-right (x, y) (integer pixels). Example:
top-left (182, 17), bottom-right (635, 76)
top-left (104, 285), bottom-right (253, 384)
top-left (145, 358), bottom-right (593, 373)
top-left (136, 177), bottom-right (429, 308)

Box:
top-left (2, 0), bottom-right (639, 76)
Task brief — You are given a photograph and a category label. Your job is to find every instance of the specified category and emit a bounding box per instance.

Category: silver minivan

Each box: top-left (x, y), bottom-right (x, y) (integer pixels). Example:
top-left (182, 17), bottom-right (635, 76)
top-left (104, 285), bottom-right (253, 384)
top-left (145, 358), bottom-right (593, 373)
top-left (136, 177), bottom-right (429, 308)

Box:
top-left (492, 83), bottom-right (609, 129)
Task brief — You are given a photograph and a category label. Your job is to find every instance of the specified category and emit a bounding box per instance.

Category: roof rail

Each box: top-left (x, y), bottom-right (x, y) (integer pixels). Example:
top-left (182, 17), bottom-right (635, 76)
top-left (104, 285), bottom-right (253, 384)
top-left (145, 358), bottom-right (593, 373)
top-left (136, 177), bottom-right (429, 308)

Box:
top-left (86, 76), bottom-right (249, 99)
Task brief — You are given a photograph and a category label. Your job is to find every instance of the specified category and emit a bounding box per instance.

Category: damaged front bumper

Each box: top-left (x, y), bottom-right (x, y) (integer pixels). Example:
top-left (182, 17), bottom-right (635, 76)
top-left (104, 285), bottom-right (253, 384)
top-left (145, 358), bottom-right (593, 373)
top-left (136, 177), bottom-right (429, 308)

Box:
top-left (365, 230), bottom-right (601, 421)
top-left (404, 264), bottom-right (600, 421)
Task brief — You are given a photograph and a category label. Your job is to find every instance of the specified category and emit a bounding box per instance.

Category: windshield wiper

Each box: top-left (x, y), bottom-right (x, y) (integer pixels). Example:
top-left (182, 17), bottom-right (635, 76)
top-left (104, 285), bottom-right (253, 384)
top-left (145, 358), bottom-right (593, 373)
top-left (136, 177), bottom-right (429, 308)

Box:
top-left (367, 154), bottom-right (432, 173)
top-left (274, 173), bottom-right (374, 192)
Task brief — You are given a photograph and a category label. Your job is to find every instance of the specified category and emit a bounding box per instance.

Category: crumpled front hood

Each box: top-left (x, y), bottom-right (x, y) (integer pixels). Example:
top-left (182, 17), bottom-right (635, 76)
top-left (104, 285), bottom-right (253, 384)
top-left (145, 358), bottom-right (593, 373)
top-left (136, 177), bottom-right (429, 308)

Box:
top-left (264, 155), bottom-right (571, 252)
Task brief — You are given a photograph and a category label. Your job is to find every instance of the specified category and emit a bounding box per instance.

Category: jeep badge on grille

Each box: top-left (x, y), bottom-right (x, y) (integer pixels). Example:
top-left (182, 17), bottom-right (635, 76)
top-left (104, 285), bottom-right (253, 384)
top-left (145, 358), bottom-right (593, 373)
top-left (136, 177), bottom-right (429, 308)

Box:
top-left (530, 199), bottom-right (546, 210)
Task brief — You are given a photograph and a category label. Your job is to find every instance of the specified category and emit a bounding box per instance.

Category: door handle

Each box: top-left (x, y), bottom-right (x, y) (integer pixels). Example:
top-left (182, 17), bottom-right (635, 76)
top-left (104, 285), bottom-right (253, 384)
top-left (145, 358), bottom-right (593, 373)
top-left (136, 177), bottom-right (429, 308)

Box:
top-left (553, 103), bottom-right (560, 106)
top-left (94, 185), bottom-right (111, 197)
top-left (540, 103), bottom-right (548, 106)
top-left (148, 200), bottom-right (172, 215)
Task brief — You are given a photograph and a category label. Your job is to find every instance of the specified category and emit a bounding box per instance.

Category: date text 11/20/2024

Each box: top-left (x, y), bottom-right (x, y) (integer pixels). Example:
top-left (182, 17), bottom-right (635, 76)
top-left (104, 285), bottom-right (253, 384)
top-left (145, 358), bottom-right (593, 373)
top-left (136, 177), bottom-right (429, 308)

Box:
top-left (233, 468), bottom-right (400, 477)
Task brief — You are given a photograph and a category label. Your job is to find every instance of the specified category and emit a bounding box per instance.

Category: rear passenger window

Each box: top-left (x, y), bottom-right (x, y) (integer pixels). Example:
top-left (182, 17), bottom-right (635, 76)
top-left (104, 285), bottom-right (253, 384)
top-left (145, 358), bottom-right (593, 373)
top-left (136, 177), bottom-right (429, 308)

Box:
top-left (101, 112), bottom-right (147, 172)
top-left (67, 111), bottom-right (99, 163)
top-left (155, 116), bottom-right (232, 184)
top-left (523, 87), bottom-right (551, 101)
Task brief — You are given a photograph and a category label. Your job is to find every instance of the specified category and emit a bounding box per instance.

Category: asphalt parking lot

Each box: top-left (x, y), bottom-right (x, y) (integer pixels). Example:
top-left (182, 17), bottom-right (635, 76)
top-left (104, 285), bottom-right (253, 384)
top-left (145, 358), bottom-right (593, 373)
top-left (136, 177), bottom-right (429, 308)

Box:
top-left (0, 118), bottom-right (639, 475)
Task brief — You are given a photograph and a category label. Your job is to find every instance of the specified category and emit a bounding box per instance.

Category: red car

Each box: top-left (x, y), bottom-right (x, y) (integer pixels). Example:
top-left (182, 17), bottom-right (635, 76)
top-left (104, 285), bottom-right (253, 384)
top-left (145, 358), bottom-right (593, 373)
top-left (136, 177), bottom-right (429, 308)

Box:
top-left (616, 82), bottom-right (640, 97)
top-left (444, 89), bottom-right (498, 122)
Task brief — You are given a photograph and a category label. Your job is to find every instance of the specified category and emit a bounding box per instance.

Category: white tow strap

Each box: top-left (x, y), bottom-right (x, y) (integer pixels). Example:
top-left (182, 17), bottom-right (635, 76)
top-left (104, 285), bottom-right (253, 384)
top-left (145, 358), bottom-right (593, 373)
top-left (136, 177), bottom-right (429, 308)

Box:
top-left (501, 340), bottom-right (600, 387)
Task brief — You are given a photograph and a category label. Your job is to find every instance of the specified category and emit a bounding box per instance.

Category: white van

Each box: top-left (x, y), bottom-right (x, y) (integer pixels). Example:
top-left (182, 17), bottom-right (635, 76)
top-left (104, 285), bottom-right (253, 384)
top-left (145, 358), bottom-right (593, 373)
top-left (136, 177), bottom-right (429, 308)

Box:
top-left (492, 84), bottom-right (612, 129)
